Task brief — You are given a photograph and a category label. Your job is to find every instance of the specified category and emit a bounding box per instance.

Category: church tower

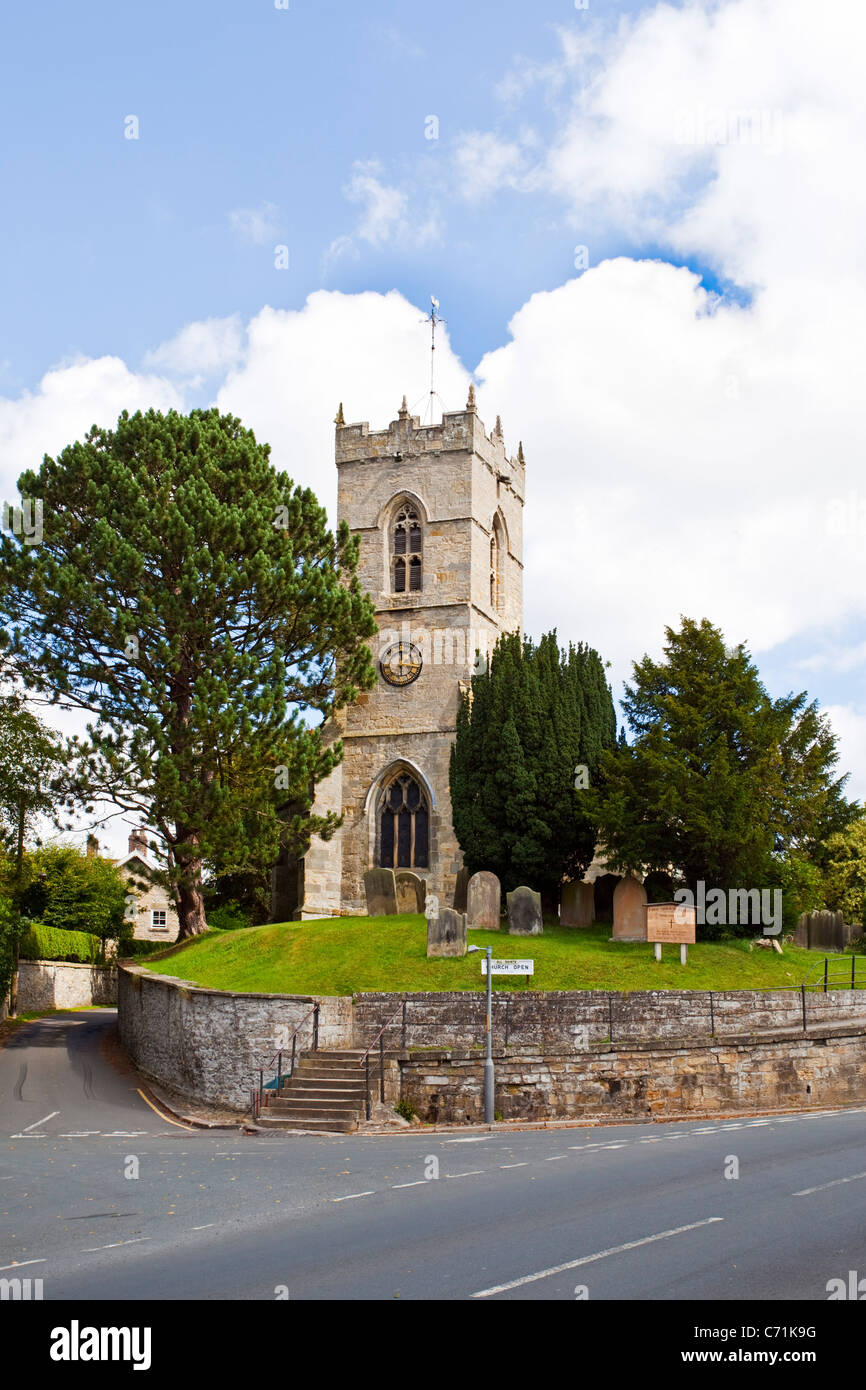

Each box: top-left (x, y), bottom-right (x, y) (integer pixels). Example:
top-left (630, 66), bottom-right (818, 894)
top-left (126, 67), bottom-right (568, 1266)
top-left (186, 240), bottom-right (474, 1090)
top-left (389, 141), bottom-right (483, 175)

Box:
top-left (278, 387), bottom-right (525, 918)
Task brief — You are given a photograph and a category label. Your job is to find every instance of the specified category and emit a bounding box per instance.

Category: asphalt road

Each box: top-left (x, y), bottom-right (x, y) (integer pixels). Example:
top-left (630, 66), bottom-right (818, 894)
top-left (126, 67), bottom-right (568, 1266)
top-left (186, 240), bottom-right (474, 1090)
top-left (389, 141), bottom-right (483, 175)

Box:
top-left (2, 1010), bottom-right (865, 1301)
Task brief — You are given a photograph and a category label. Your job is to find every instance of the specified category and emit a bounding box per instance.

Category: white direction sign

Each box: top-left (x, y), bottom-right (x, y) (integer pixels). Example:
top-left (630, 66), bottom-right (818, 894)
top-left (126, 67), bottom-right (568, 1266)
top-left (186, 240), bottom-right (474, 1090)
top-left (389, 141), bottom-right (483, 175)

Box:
top-left (481, 959), bottom-right (534, 976)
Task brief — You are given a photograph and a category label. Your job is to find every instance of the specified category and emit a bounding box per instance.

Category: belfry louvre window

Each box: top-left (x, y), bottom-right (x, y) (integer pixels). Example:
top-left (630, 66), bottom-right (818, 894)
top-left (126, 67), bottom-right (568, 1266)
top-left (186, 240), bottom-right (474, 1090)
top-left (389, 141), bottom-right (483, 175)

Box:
top-left (379, 773), bottom-right (429, 869)
top-left (393, 504), bottom-right (422, 593)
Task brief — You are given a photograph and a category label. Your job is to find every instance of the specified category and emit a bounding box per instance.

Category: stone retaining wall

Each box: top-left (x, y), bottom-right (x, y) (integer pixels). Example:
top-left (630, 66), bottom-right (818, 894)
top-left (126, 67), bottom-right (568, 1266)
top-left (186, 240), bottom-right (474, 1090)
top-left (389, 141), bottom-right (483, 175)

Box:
top-left (16, 960), bottom-right (117, 1011)
top-left (117, 965), bottom-right (866, 1116)
top-left (117, 965), bottom-right (352, 1109)
top-left (400, 1028), bottom-right (866, 1123)
top-left (354, 988), bottom-right (866, 1051)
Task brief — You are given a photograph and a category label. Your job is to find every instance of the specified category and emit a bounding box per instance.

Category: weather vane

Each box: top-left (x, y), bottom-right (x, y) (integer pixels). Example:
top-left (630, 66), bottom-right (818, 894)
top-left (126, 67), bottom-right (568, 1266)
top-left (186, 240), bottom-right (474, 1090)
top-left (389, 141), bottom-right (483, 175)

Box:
top-left (413, 296), bottom-right (447, 425)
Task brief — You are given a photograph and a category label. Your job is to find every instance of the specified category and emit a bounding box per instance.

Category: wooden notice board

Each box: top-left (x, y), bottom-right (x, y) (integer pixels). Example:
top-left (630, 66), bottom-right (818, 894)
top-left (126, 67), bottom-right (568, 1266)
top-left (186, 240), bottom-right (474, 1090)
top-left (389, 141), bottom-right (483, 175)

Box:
top-left (646, 903), bottom-right (696, 945)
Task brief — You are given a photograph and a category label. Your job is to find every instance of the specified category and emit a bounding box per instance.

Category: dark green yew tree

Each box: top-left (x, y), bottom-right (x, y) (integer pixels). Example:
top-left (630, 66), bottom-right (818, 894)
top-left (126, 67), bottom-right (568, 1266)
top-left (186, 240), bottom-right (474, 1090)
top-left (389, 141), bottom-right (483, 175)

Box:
top-left (589, 617), bottom-right (854, 895)
top-left (449, 631), bottom-right (616, 900)
top-left (0, 408), bottom-right (377, 937)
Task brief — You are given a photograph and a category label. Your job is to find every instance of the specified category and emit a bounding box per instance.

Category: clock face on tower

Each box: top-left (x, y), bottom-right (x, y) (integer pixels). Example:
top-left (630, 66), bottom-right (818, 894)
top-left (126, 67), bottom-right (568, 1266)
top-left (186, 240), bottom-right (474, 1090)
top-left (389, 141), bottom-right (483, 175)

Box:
top-left (380, 641), bottom-right (423, 687)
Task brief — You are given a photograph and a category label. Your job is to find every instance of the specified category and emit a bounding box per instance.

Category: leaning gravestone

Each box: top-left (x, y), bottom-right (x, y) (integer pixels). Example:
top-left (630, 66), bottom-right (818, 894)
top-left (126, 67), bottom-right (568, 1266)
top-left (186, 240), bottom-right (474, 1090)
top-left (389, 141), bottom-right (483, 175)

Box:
top-left (427, 905), bottom-right (467, 958)
top-left (395, 870), bottom-right (426, 914)
top-left (507, 886), bottom-right (543, 936)
top-left (467, 870), bottom-right (500, 929)
top-left (612, 874), bottom-right (647, 941)
top-left (561, 880), bottom-right (594, 927)
top-left (452, 867), bottom-right (469, 913)
top-left (363, 867), bottom-right (398, 916)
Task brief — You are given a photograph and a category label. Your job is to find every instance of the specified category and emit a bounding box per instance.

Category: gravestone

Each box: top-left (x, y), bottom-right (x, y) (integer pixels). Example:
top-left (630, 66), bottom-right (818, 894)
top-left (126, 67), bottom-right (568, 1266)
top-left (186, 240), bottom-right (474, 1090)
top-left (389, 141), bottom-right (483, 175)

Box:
top-left (452, 867), bottom-right (469, 913)
top-left (507, 886), bottom-right (543, 936)
top-left (561, 880), bottom-right (594, 927)
top-left (466, 870), bottom-right (500, 929)
top-left (426, 906), bottom-right (467, 958)
top-left (363, 867), bottom-right (398, 916)
top-left (612, 874), bottom-right (647, 941)
top-left (395, 870), bottom-right (426, 914)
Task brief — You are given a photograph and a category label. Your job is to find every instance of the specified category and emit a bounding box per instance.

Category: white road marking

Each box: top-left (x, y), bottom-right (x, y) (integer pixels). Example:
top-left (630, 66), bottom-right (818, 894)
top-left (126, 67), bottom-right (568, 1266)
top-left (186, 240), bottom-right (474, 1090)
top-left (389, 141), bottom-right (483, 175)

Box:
top-left (191, 1224), bottom-right (215, 1230)
top-left (470, 1218), bottom-right (725, 1298)
top-left (0, 1258), bottom-right (46, 1271)
top-left (332, 1191), bottom-right (375, 1202)
top-left (500, 1162), bottom-right (529, 1169)
top-left (546, 1155), bottom-right (568, 1161)
top-left (793, 1171), bottom-right (866, 1197)
top-left (392, 1181), bottom-right (426, 1189)
top-left (600, 1143), bottom-right (627, 1150)
top-left (691, 1128), bottom-right (719, 1134)
top-left (20, 1111), bottom-right (60, 1133)
top-left (102, 1131), bottom-right (148, 1137)
top-left (59, 1132), bottom-right (100, 1138)
top-left (81, 1238), bottom-right (149, 1252)
top-left (447, 1170), bottom-right (485, 1179)
top-left (445, 1136), bottom-right (490, 1144)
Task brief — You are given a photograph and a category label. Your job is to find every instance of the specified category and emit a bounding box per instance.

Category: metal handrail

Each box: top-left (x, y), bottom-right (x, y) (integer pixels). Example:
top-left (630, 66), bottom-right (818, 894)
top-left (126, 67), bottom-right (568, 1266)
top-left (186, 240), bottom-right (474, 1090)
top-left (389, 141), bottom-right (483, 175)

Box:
top-left (250, 1002), bottom-right (320, 1121)
top-left (359, 998), bottom-right (407, 1121)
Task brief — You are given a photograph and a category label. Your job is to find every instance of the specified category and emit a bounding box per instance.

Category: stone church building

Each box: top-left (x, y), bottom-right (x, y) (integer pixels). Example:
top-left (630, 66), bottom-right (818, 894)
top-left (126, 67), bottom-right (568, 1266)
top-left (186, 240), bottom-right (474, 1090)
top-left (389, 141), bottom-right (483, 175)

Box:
top-left (272, 386), bottom-right (525, 919)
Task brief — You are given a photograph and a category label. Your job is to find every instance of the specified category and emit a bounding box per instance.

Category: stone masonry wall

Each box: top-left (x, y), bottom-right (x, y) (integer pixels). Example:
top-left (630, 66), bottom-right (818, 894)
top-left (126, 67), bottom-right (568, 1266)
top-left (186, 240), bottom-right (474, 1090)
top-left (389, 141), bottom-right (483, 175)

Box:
top-left (16, 960), bottom-right (117, 1011)
top-left (118, 965), bottom-right (353, 1109)
top-left (400, 1029), bottom-right (866, 1124)
top-left (117, 968), bottom-right (866, 1115)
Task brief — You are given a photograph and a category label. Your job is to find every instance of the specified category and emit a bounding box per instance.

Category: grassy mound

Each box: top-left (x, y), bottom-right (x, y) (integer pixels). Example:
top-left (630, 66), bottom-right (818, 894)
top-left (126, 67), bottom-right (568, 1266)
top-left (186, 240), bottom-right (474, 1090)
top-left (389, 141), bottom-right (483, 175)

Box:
top-left (137, 917), bottom-right (836, 995)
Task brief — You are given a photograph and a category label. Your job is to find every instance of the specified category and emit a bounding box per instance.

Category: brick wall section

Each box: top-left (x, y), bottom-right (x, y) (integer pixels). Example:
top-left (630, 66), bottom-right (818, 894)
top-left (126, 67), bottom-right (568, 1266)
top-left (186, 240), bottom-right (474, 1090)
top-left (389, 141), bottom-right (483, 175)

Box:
top-left (117, 965), bottom-right (353, 1109)
top-left (400, 1029), bottom-right (866, 1123)
top-left (16, 960), bottom-right (117, 1011)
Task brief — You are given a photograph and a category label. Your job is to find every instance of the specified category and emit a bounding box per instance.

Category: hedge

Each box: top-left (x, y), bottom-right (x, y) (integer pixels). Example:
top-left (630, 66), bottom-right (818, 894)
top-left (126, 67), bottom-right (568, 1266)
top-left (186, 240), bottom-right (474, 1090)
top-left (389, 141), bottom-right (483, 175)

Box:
top-left (19, 922), bottom-right (103, 964)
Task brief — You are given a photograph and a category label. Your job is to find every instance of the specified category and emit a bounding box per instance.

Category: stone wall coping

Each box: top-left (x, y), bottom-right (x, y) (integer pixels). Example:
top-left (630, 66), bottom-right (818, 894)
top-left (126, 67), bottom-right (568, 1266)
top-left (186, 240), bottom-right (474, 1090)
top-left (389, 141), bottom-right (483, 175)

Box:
top-left (118, 962), bottom-right (329, 1006)
top-left (23, 958), bottom-right (116, 973)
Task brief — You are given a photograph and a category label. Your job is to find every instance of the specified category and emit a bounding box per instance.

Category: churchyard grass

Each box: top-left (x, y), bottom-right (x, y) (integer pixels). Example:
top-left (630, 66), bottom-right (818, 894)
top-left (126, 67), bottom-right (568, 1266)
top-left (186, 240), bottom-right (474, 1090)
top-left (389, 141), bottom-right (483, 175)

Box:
top-left (136, 918), bottom-right (844, 995)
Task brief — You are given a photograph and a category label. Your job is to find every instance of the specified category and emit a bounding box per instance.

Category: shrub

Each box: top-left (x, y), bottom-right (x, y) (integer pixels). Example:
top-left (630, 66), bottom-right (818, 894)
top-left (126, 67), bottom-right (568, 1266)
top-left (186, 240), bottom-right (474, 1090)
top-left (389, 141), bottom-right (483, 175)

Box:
top-left (206, 901), bottom-right (253, 932)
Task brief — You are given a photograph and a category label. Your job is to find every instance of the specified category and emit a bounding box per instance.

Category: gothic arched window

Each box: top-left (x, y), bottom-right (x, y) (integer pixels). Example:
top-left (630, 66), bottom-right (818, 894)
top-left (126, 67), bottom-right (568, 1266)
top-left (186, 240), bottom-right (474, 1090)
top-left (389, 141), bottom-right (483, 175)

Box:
top-left (393, 503), bottom-right (422, 593)
top-left (379, 772), bottom-right (429, 869)
top-left (490, 516), bottom-right (503, 613)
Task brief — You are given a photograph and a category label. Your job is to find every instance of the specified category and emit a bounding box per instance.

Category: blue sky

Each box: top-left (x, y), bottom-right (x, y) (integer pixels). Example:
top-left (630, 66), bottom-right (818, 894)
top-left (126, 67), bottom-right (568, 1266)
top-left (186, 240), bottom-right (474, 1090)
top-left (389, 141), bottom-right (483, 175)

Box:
top-left (2, 0), bottom-right (865, 808)
top-left (1, 0), bottom-right (671, 390)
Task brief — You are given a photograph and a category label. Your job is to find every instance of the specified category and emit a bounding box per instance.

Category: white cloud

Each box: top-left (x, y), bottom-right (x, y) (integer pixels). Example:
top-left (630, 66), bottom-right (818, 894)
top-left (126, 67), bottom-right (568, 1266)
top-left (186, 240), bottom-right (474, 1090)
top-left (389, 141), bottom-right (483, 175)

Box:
top-left (325, 160), bottom-right (442, 267)
top-left (229, 201), bottom-right (280, 245)
top-left (823, 706), bottom-right (866, 805)
top-left (143, 315), bottom-right (245, 383)
top-left (0, 355), bottom-right (183, 501)
top-left (453, 132), bottom-right (532, 202)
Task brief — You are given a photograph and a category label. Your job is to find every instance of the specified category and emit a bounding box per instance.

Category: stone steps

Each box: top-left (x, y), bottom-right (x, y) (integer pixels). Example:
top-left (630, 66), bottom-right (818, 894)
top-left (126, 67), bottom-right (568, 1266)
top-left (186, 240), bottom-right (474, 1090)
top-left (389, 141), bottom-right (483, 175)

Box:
top-left (257, 1049), bottom-right (370, 1133)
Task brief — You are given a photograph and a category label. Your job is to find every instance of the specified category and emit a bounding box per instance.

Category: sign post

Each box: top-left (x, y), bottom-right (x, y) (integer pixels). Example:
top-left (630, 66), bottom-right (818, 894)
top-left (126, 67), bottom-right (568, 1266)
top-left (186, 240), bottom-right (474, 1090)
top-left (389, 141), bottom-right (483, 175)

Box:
top-left (646, 904), bottom-right (697, 964)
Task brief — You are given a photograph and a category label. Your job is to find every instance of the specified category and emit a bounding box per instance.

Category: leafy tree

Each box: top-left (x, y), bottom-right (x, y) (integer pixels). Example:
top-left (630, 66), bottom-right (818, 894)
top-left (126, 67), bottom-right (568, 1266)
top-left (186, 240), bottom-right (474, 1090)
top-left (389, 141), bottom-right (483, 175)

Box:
top-left (15, 842), bottom-right (127, 944)
top-left (450, 631), bottom-right (616, 901)
top-left (0, 697), bottom-right (66, 869)
top-left (821, 814), bottom-right (866, 926)
top-left (0, 699), bottom-right (67, 1011)
top-left (590, 618), bottom-right (854, 908)
top-left (0, 408), bottom-right (377, 938)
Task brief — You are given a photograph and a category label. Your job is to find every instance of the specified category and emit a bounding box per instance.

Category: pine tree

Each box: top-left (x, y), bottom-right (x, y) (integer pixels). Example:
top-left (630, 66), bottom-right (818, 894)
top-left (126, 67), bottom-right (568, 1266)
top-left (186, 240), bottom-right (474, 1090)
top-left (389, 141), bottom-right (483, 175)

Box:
top-left (0, 407), bottom-right (378, 938)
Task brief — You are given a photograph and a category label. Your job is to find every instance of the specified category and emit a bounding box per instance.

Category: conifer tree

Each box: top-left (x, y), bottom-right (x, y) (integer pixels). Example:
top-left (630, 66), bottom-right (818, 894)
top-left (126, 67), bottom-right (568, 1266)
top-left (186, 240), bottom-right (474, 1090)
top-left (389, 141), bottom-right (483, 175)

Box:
top-left (0, 408), bottom-right (378, 937)
top-left (450, 630), bottom-right (616, 899)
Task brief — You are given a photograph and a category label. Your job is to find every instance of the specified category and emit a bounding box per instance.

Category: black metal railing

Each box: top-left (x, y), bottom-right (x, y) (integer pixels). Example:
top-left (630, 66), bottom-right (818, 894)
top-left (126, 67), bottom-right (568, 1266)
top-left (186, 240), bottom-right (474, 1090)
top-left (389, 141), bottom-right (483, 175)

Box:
top-left (802, 955), bottom-right (866, 993)
top-left (359, 999), bottom-right (406, 1121)
top-left (250, 1002), bottom-right (319, 1120)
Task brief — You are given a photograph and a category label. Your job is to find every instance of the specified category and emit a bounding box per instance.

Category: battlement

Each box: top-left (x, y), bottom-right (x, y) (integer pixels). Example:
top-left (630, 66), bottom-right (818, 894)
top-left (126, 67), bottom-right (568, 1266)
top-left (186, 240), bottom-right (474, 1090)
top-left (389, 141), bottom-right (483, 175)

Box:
top-left (334, 389), bottom-right (526, 486)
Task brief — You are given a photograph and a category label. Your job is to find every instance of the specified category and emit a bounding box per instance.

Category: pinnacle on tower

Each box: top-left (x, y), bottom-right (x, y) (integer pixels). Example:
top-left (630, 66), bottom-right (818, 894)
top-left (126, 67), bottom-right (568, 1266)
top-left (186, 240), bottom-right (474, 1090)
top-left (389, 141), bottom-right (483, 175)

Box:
top-left (517, 440), bottom-right (525, 465)
top-left (494, 414), bottom-right (503, 438)
top-left (334, 402), bottom-right (345, 426)
top-left (398, 394), bottom-right (410, 419)
top-left (466, 383), bottom-right (477, 412)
